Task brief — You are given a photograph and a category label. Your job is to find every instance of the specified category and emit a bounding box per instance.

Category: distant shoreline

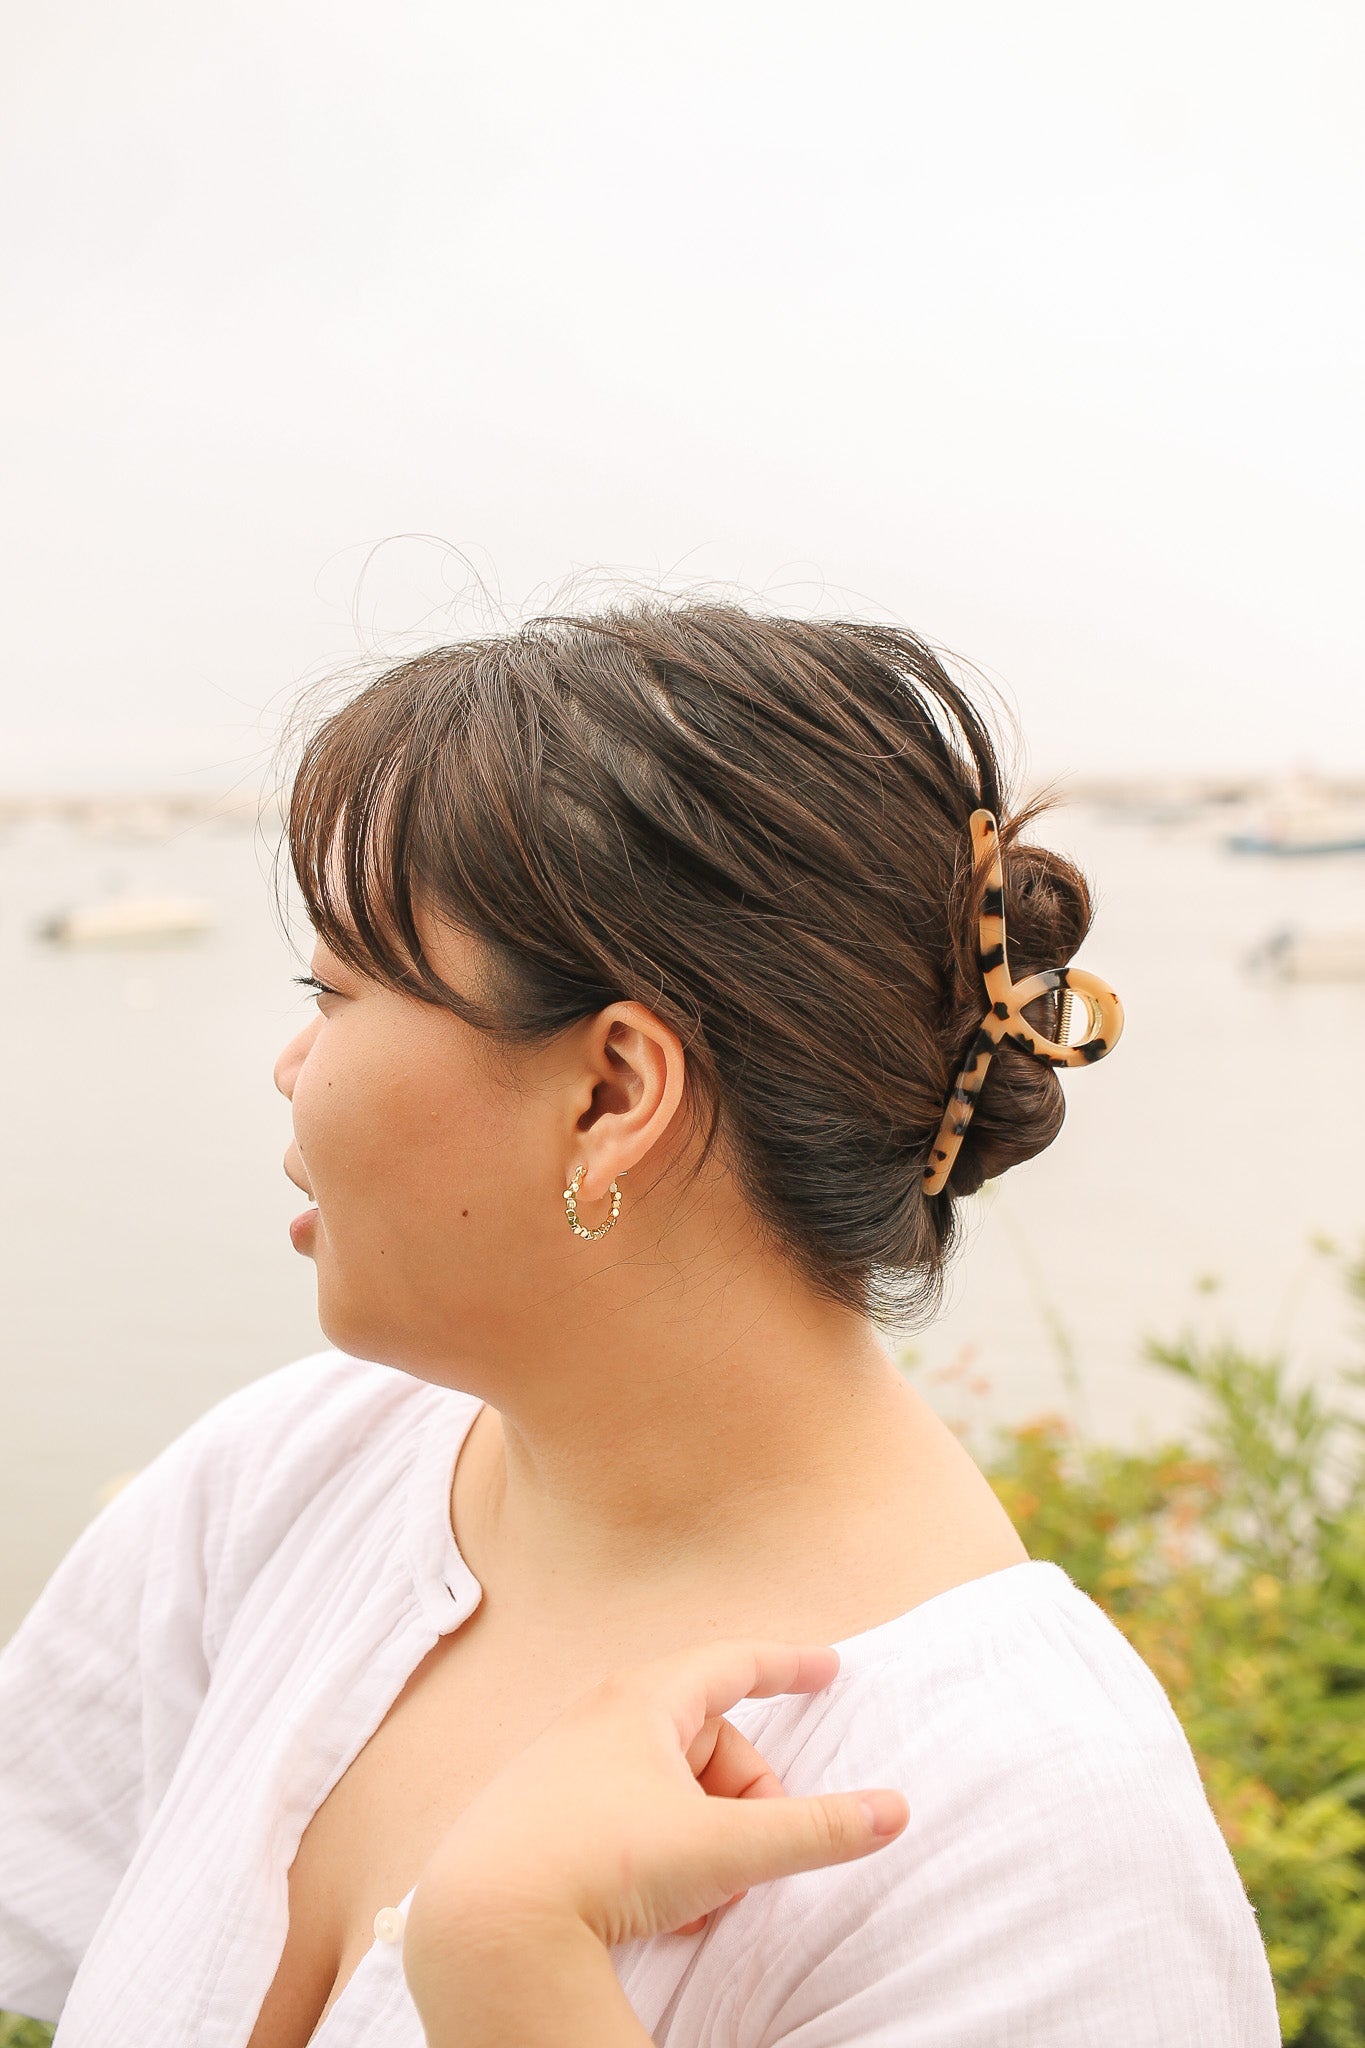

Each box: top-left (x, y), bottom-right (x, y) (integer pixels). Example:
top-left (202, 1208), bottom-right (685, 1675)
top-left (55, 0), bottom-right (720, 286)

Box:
top-left (0, 791), bottom-right (281, 830)
top-left (4, 772), bottom-right (1365, 831)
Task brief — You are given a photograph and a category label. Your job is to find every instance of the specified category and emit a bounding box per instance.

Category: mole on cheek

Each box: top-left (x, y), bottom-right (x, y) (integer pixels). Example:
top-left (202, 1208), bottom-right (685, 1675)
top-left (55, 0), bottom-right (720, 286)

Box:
top-left (461, 1209), bottom-right (469, 1217)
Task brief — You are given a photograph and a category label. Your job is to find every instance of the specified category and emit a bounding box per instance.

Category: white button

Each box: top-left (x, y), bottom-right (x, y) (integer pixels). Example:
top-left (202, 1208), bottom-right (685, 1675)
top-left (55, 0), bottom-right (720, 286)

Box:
top-left (373, 1905), bottom-right (406, 1945)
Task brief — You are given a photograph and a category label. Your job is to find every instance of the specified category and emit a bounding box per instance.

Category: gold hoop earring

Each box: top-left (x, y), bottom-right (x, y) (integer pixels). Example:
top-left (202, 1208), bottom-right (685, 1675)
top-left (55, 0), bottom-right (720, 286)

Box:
top-left (562, 1163), bottom-right (627, 1241)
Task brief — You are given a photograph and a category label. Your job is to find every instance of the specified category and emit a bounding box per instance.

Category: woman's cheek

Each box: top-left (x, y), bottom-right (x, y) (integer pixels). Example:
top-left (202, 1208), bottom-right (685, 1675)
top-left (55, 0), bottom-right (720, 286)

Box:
top-left (284, 1027), bottom-right (319, 1145)
top-left (289, 1032), bottom-right (361, 1201)
top-left (296, 1029), bottom-right (429, 1214)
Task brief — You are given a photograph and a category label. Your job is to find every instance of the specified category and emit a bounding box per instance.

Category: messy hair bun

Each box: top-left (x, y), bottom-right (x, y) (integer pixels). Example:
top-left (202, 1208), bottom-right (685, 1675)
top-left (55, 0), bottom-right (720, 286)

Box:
top-left (286, 600), bottom-right (1095, 1327)
top-left (934, 827), bottom-right (1094, 1203)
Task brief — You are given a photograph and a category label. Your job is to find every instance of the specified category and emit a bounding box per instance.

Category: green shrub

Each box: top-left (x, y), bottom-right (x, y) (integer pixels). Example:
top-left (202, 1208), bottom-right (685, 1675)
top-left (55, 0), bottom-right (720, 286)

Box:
top-left (0, 2016), bottom-right (53, 2047)
top-left (982, 1251), bottom-right (1365, 2046)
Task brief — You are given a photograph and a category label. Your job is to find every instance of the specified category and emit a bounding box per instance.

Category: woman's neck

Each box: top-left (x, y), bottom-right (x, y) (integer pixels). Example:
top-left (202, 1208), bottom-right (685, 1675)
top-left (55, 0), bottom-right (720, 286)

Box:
top-left (445, 1250), bottom-right (935, 1624)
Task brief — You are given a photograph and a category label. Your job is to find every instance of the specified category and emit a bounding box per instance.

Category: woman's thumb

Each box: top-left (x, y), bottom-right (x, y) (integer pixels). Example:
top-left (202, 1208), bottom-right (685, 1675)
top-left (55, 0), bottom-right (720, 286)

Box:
top-left (721, 1786), bottom-right (909, 1885)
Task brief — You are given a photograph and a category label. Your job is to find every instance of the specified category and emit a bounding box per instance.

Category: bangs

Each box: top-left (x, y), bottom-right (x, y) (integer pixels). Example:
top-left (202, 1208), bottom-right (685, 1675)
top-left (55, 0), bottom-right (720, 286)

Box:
top-left (288, 643), bottom-right (630, 1040)
top-left (284, 657), bottom-right (507, 1031)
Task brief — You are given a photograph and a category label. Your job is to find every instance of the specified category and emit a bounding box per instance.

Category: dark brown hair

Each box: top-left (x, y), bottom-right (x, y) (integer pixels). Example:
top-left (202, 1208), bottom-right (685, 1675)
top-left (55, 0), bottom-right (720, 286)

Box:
top-left (283, 601), bottom-right (1093, 1327)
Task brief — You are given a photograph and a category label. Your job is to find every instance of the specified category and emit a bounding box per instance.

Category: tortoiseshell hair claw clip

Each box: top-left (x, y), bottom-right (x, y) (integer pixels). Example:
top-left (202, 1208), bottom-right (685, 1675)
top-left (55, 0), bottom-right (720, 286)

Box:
top-left (922, 808), bottom-right (1125, 1197)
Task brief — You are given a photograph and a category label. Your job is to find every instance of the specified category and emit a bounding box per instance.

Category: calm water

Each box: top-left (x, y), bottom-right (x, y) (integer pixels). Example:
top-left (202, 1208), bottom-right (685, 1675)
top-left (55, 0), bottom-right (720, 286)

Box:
top-left (2, 802), bottom-right (1363, 1637)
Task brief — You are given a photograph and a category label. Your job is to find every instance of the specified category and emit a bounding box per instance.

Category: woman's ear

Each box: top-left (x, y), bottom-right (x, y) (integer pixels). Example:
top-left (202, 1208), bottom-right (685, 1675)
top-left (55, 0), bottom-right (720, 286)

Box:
top-left (569, 1002), bottom-right (687, 1199)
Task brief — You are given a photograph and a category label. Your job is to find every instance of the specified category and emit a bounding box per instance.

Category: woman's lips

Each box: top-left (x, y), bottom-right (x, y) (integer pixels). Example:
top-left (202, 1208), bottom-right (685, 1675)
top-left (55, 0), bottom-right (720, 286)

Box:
top-left (283, 1154), bottom-right (317, 1250)
top-left (288, 1205), bottom-right (319, 1251)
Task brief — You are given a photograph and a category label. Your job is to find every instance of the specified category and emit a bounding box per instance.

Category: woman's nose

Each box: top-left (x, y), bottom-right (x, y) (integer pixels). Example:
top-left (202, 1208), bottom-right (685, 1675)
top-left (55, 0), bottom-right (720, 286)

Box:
top-left (274, 1017), bottom-right (318, 1101)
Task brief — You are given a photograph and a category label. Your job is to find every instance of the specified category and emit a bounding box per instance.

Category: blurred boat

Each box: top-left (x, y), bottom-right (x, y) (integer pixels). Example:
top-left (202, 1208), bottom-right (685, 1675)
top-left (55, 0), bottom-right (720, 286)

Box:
top-left (36, 895), bottom-right (215, 945)
top-left (1226, 773), bottom-right (1365, 855)
top-left (1230, 824), bottom-right (1365, 855)
top-left (1245, 926), bottom-right (1365, 982)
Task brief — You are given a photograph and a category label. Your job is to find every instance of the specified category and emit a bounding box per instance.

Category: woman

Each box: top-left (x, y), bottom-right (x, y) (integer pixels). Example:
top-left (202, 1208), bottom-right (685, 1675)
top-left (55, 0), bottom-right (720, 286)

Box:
top-left (0, 603), bottom-right (1279, 2045)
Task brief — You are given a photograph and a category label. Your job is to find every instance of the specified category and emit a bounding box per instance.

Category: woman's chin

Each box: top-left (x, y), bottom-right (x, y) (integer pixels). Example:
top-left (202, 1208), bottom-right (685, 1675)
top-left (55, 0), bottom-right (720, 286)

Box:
top-left (311, 1284), bottom-right (405, 1369)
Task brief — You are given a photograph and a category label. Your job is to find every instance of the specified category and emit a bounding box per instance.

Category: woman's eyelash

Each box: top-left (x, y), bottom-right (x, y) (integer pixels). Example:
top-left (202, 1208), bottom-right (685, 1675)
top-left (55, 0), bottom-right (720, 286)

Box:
top-left (293, 973), bottom-right (339, 999)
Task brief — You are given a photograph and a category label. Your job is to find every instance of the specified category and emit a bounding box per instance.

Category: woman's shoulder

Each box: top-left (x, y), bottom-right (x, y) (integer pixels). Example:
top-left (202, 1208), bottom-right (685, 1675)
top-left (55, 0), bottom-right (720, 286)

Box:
top-left (14, 1348), bottom-right (469, 1669)
top-left (150, 1347), bottom-right (468, 1573)
top-left (139, 1343), bottom-right (475, 1502)
top-left (88, 1349), bottom-right (438, 1549)
top-left (730, 1557), bottom-right (1248, 1931)
top-left (831, 1557), bottom-right (1190, 1737)
top-left (735, 1559), bottom-right (1178, 1726)
top-left (695, 1561), bottom-right (1280, 2044)
top-left (170, 1344), bottom-right (459, 1492)
top-left (771, 1558), bottom-right (1209, 1800)
top-left (179, 1343), bottom-right (445, 1447)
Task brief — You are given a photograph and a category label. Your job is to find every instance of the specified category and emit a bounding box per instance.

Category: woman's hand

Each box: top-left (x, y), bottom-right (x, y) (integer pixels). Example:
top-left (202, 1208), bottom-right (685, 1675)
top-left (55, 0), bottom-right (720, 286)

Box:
top-left (401, 1637), bottom-right (909, 2044)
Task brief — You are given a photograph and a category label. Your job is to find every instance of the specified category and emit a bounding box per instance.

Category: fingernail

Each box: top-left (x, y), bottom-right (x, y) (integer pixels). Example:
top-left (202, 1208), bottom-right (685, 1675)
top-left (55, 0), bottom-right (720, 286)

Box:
top-left (859, 1794), bottom-right (904, 1836)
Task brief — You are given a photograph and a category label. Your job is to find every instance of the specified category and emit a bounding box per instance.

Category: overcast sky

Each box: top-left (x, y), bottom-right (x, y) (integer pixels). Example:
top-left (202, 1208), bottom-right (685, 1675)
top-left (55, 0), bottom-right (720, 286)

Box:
top-left (2, 0), bottom-right (1361, 791)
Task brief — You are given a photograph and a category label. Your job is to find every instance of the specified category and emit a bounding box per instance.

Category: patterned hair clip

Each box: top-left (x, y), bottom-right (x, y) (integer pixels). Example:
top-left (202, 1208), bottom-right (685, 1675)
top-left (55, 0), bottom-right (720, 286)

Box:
top-left (922, 808), bottom-right (1124, 1197)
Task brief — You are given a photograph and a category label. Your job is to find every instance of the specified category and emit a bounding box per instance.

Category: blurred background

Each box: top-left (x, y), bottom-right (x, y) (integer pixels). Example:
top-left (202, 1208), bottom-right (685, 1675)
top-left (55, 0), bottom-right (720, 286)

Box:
top-left (2, 0), bottom-right (1363, 1641)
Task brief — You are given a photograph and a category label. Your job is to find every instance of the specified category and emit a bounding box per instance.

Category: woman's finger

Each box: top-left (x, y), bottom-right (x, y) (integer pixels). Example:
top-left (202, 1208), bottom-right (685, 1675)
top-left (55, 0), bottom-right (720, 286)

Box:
top-left (687, 1714), bottom-right (789, 1803)
top-left (671, 1719), bottom-right (801, 1936)
top-left (674, 1883), bottom-right (750, 1939)
top-left (711, 1784), bottom-right (911, 1890)
top-left (627, 1637), bottom-right (842, 1749)
top-left (665, 1782), bottom-right (910, 1933)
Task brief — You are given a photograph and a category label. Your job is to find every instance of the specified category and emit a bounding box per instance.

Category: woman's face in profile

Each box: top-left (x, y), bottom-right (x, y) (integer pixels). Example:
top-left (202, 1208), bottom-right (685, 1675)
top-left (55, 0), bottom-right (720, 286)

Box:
top-left (272, 928), bottom-right (570, 1376)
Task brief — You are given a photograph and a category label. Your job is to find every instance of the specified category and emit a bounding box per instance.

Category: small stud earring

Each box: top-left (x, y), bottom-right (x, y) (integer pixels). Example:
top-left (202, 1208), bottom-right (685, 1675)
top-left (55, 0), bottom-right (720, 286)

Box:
top-left (562, 1163), bottom-right (626, 1241)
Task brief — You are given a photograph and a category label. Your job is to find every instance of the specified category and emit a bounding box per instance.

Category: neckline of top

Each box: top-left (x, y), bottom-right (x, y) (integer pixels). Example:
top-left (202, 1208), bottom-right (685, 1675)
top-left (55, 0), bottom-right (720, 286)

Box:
top-left (403, 1381), bottom-right (487, 1634)
top-left (401, 1376), bottom-right (1074, 1674)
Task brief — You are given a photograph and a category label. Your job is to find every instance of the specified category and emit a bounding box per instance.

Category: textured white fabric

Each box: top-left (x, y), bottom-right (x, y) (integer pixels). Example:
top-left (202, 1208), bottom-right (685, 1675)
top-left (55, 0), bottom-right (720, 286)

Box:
top-left (0, 1348), bottom-right (1281, 2047)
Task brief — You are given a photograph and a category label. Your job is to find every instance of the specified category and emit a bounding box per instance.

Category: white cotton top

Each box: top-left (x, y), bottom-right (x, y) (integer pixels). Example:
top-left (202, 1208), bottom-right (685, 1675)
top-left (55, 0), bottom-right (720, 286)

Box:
top-left (0, 1348), bottom-right (1281, 2048)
